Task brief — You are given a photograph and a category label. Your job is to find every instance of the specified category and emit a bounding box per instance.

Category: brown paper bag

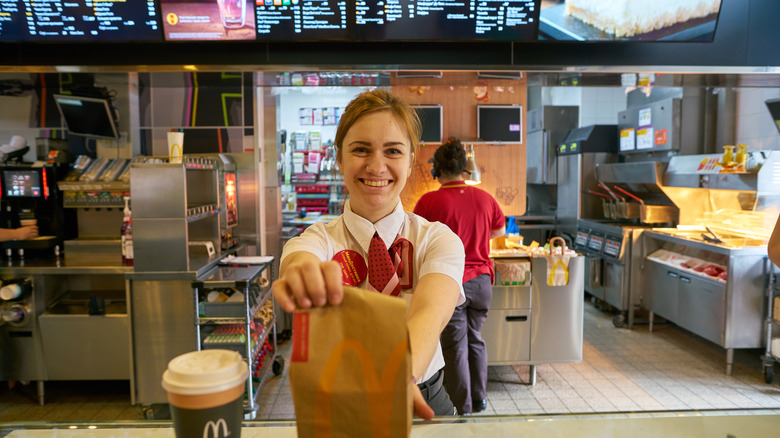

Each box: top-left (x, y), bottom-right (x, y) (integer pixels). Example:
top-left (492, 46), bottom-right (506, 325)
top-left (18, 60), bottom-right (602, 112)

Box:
top-left (289, 286), bottom-right (412, 438)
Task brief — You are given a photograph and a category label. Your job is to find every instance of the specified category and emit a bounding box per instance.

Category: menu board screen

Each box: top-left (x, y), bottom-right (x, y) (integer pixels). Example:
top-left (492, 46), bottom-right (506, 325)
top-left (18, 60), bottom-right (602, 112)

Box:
top-left (255, 0), bottom-right (347, 40)
top-left (162, 0), bottom-right (256, 40)
top-left (0, 0), bottom-right (162, 41)
top-left (354, 0), bottom-right (539, 41)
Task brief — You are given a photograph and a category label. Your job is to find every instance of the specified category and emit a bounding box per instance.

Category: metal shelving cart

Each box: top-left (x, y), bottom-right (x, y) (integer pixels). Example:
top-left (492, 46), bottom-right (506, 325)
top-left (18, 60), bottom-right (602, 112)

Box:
top-left (191, 258), bottom-right (284, 416)
top-left (762, 257), bottom-right (780, 384)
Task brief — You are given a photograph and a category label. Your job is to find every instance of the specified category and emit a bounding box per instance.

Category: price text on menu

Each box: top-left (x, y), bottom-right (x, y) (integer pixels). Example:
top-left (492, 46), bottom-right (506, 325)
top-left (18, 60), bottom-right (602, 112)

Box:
top-left (256, 0), bottom-right (540, 40)
top-left (0, 0), bottom-right (161, 41)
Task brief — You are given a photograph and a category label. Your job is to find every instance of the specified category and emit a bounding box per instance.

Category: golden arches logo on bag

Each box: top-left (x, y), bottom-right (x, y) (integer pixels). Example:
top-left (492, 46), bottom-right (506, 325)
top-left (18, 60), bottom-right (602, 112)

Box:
top-left (314, 338), bottom-right (408, 438)
top-left (548, 260), bottom-right (569, 286)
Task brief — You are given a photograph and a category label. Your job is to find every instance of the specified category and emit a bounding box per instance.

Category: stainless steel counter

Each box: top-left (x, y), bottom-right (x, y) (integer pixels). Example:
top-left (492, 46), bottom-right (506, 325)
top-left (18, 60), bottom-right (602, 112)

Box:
top-left (641, 230), bottom-right (768, 375)
top-left (0, 259), bottom-right (133, 275)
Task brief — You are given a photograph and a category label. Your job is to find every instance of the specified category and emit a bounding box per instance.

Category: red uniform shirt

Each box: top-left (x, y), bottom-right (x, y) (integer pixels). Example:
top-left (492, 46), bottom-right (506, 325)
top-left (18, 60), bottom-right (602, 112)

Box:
top-left (413, 181), bottom-right (505, 283)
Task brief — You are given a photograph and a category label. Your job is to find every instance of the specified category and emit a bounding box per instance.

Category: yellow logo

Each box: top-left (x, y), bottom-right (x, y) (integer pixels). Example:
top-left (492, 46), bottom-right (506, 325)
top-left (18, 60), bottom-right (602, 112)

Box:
top-left (167, 13), bottom-right (179, 25)
top-left (315, 338), bottom-right (408, 438)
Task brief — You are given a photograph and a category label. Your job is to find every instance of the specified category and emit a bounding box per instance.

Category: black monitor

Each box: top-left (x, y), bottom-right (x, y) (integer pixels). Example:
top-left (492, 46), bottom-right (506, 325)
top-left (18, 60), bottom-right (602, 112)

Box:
top-left (538, 0), bottom-right (723, 41)
top-left (766, 98), bottom-right (780, 135)
top-left (1, 169), bottom-right (43, 198)
top-left (0, 0), bottom-right (162, 41)
top-left (53, 94), bottom-right (120, 140)
top-left (353, 0), bottom-right (540, 41)
top-left (478, 105), bottom-right (523, 143)
top-left (412, 105), bottom-right (443, 144)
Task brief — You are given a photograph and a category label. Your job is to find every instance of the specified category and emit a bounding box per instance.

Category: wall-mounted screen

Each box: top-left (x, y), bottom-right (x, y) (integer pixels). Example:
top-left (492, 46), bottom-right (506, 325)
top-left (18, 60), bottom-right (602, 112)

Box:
top-left (478, 105), bottom-right (523, 143)
top-left (53, 94), bottom-right (120, 140)
top-left (412, 105), bottom-right (443, 144)
top-left (163, 0), bottom-right (256, 41)
top-left (538, 0), bottom-right (723, 41)
top-left (2, 169), bottom-right (43, 198)
top-left (766, 98), bottom-right (780, 135)
top-left (0, 0), bottom-right (162, 41)
top-left (354, 0), bottom-right (540, 41)
top-left (256, 0), bottom-right (348, 40)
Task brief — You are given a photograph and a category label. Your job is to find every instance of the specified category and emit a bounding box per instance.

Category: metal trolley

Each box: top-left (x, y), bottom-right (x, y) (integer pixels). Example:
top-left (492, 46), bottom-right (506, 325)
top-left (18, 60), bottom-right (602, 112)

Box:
top-left (762, 257), bottom-right (780, 384)
top-left (191, 258), bottom-right (284, 416)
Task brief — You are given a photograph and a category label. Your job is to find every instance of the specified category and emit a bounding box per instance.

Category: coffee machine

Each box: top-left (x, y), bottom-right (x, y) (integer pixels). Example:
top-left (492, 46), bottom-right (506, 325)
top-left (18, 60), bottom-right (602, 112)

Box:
top-left (0, 163), bottom-right (76, 258)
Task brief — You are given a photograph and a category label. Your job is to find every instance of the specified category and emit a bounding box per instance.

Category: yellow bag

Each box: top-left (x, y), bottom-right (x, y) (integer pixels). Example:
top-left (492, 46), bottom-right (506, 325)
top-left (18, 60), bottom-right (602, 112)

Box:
top-left (289, 286), bottom-right (412, 438)
top-left (546, 237), bottom-right (571, 286)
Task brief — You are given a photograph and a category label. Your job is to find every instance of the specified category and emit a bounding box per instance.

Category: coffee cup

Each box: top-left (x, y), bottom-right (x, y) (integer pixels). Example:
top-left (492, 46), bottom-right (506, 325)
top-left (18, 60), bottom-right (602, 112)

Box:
top-left (167, 132), bottom-right (184, 164)
top-left (162, 349), bottom-right (248, 438)
top-left (20, 219), bottom-right (36, 227)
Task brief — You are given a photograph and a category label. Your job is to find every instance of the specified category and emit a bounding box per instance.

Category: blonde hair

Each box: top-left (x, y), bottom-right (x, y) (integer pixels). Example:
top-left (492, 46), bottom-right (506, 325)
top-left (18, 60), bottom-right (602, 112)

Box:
top-left (334, 89), bottom-right (421, 163)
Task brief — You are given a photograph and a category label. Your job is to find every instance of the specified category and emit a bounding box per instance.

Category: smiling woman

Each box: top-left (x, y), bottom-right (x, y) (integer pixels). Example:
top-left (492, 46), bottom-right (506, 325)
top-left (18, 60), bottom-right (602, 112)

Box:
top-left (272, 89), bottom-right (467, 420)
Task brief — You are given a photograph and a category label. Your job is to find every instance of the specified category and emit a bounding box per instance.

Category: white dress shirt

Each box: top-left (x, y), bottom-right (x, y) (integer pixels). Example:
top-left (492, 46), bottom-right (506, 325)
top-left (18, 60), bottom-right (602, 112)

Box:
top-left (281, 199), bottom-right (466, 382)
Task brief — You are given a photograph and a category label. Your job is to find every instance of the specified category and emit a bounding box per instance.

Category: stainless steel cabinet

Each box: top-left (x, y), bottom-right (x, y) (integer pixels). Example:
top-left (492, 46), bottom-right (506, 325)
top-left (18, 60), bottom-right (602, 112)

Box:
top-left (645, 260), bottom-right (679, 322)
top-left (677, 274), bottom-right (725, 345)
top-left (484, 283), bottom-right (531, 363)
top-left (642, 231), bottom-right (766, 375)
top-left (484, 255), bottom-right (584, 385)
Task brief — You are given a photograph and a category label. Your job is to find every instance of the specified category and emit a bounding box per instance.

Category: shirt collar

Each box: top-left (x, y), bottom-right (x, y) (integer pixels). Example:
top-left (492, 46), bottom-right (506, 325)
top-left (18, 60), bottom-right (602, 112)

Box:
top-left (343, 199), bottom-right (405, 252)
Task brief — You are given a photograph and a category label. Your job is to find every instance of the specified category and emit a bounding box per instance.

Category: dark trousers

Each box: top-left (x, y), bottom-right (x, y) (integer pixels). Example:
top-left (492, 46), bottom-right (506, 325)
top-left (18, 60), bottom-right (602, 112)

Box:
top-left (417, 369), bottom-right (455, 416)
top-left (440, 274), bottom-right (492, 414)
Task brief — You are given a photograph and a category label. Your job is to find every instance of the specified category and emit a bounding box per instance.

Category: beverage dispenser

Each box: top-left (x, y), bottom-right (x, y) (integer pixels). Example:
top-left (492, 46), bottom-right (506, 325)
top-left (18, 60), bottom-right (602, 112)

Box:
top-left (0, 164), bottom-right (76, 258)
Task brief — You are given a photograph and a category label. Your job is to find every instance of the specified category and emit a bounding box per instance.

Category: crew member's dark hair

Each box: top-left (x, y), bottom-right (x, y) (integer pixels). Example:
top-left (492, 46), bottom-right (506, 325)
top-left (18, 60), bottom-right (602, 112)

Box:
top-left (432, 137), bottom-right (466, 179)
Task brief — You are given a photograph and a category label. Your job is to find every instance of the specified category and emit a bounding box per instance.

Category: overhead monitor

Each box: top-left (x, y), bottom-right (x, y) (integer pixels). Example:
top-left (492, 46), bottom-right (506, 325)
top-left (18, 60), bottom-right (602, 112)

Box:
top-left (412, 105), bottom-right (443, 144)
top-left (254, 0), bottom-right (539, 41)
top-left (538, 0), bottom-right (723, 41)
top-left (53, 94), bottom-right (120, 140)
top-left (766, 98), bottom-right (780, 135)
top-left (478, 105), bottom-right (523, 143)
top-left (256, 0), bottom-right (348, 40)
top-left (163, 0), bottom-right (256, 41)
top-left (0, 0), bottom-right (162, 41)
top-left (1, 169), bottom-right (43, 198)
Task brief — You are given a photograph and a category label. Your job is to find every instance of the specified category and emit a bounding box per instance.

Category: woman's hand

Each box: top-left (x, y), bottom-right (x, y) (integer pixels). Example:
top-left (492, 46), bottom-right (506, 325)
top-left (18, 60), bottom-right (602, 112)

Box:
top-left (15, 226), bottom-right (38, 240)
top-left (272, 253), bottom-right (344, 312)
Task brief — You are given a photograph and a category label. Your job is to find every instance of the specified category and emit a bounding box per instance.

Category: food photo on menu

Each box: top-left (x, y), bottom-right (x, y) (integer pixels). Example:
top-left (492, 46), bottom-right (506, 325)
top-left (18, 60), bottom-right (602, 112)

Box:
top-left (160, 0), bottom-right (256, 40)
top-left (538, 0), bottom-right (723, 41)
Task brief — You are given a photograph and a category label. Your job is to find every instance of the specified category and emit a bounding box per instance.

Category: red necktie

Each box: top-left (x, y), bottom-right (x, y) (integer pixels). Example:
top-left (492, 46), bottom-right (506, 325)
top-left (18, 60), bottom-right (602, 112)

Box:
top-left (368, 232), bottom-right (395, 293)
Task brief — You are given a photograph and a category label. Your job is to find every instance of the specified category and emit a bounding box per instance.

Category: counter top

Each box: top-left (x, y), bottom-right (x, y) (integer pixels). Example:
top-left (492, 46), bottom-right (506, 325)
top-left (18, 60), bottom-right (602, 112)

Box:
top-left (0, 258), bottom-right (132, 275)
top-left (3, 410), bottom-right (780, 437)
top-left (645, 229), bottom-right (768, 257)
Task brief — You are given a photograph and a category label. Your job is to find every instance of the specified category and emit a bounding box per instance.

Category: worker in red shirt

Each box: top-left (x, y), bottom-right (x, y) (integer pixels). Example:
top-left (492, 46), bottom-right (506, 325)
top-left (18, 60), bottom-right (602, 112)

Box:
top-left (414, 137), bottom-right (505, 414)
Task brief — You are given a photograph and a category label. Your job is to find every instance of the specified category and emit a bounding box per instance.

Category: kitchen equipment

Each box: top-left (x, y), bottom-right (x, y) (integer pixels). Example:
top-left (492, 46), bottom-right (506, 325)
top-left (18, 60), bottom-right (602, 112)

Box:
top-left (527, 106), bottom-right (579, 184)
top-left (556, 125), bottom-right (619, 238)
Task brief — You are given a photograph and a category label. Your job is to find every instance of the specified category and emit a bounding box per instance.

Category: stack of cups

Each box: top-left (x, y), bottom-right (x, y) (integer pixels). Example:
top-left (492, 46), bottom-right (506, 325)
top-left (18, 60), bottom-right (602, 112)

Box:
top-left (162, 349), bottom-right (249, 438)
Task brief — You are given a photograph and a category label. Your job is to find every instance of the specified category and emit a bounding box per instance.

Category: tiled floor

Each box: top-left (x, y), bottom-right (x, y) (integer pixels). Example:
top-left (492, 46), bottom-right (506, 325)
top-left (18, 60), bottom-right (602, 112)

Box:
top-left (2, 298), bottom-right (780, 423)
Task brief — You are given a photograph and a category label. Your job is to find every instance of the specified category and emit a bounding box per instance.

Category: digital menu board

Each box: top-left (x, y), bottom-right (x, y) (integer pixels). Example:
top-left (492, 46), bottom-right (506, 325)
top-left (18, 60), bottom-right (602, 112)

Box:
top-left (255, 0), bottom-right (539, 41)
top-left (162, 0), bottom-right (257, 40)
top-left (354, 0), bottom-right (539, 41)
top-left (256, 0), bottom-right (348, 40)
top-left (0, 0), bottom-right (162, 41)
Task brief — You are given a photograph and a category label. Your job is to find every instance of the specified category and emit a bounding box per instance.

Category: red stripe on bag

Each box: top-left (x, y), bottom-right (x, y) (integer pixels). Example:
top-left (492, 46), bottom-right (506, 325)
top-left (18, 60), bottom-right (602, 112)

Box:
top-left (291, 312), bottom-right (310, 362)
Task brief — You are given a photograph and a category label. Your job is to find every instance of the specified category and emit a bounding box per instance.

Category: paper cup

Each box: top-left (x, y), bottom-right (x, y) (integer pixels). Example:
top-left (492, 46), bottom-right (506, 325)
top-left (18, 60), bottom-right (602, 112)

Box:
top-left (162, 349), bottom-right (248, 438)
top-left (167, 132), bottom-right (184, 164)
top-left (20, 219), bottom-right (36, 227)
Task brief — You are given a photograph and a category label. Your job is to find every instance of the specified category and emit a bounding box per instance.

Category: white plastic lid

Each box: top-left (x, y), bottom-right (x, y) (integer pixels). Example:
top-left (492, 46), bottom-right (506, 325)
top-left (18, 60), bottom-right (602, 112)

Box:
top-left (0, 284), bottom-right (22, 301)
top-left (161, 349), bottom-right (249, 395)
